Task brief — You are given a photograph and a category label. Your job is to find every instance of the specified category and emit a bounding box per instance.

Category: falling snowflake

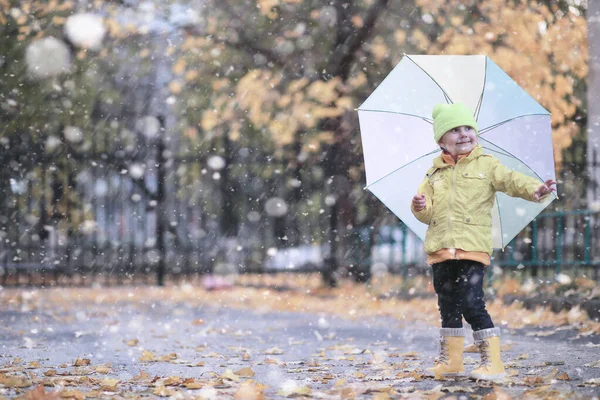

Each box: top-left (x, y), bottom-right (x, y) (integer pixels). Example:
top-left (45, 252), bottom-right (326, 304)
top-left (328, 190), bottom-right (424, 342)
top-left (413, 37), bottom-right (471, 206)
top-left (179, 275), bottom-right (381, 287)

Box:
top-left (64, 13), bottom-right (106, 50)
top-left (265, 197), bottom-right (289, 217)
top-left (25, 37), bottom-right (71, 79)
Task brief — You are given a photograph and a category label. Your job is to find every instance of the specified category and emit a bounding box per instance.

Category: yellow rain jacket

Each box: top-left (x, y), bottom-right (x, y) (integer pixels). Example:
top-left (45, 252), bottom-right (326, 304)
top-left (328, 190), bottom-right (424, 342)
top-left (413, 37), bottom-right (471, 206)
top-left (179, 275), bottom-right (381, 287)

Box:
top-left (411, 145), bottom-right (543, 258)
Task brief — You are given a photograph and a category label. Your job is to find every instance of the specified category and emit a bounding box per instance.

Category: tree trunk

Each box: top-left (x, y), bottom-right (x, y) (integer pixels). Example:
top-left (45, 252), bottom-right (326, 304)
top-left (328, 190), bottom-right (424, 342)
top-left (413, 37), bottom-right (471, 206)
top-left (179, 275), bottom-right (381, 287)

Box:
top-left (588, 2), bottom-right (600, 205)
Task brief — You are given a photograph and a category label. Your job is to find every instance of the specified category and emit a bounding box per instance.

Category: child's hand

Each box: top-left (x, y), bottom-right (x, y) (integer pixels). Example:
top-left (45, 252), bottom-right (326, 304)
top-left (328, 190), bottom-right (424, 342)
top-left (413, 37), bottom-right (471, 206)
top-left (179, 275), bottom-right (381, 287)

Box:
top-left (534, 179), bottom-right (557, 201)
top-left (412, 194), bottom-right (427, 211)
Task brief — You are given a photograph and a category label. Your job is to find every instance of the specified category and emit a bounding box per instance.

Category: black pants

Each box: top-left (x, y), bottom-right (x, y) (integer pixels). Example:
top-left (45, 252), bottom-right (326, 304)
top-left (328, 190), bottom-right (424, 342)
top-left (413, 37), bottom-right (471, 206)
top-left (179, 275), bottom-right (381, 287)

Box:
top-left (432, 260), bottom-right (494, 331)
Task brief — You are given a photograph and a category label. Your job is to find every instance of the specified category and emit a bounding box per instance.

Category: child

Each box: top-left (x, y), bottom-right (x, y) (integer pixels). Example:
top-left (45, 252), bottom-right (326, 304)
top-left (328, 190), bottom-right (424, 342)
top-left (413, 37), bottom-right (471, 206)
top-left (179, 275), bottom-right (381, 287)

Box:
top-left (411, 103), bottom-right (556, 380)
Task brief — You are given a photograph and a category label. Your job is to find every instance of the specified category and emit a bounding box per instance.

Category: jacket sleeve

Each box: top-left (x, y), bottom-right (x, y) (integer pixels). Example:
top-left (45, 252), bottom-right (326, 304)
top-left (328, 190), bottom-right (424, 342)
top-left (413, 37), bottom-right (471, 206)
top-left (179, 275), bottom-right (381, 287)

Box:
top-left (411, 176), bottom-right (434, 224)
top-left (489, 157), bottom-right (544, 202)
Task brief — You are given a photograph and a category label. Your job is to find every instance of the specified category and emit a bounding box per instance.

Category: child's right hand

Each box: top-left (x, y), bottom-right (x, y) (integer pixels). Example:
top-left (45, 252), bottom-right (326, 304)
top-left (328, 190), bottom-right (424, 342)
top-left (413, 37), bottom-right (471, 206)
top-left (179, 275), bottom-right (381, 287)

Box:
top-left (412, 194), bottom-right (427, 211)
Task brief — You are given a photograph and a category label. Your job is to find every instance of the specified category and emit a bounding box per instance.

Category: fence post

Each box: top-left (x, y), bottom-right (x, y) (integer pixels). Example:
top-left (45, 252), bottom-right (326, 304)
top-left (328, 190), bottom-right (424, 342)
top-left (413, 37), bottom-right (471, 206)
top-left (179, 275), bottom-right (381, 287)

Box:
top-left (323, 200), bottom-right (338, 287)
top-left (556, 214), bottom-right (563, 276)
top-left (401, 223), bottom-right (408, 281)
top-left (156, 115), bottom-right (167, 286)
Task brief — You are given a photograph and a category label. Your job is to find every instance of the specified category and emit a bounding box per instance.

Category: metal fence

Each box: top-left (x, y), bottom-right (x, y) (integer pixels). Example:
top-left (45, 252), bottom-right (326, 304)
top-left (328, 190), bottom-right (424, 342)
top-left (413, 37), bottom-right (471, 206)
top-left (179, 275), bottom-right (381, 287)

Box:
top-left (349, 209), bottom-right (600, 281)
top-left (0, 123), bottom-right (336, 286)
top-left (1, 123), bottom-right (599, 285)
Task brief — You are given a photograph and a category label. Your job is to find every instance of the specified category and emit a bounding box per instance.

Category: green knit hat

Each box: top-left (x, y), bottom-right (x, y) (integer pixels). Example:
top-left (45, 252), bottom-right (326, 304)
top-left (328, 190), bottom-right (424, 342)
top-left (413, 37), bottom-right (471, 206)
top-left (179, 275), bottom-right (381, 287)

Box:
top-left (432, 103), bottom-right (478, 142)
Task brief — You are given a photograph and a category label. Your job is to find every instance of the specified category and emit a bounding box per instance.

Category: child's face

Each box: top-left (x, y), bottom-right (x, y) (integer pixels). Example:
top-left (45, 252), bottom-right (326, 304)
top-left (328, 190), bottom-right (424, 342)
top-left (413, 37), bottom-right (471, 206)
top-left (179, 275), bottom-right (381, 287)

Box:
top-left (438, 126), bottom-right (477, 156)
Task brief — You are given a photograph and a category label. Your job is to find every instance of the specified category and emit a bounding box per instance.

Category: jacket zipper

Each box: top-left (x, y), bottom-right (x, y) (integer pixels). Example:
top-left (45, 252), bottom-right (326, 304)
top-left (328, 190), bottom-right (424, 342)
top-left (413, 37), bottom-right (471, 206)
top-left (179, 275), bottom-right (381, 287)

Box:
top-left (448, 164), bottom-right (457, 259)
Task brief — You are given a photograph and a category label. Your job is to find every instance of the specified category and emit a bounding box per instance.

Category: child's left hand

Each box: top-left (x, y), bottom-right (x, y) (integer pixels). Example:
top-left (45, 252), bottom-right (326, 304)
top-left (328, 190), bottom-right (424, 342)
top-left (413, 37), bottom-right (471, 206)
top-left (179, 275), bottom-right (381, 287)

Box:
top-left (534, 179), bottom-right (557, 201)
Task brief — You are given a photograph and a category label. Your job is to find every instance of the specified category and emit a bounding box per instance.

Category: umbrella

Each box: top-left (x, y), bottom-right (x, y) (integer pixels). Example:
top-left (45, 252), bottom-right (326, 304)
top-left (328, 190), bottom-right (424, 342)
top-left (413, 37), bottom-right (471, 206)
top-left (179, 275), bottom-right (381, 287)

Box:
top-left (357, 54), bottom-right (556, 249)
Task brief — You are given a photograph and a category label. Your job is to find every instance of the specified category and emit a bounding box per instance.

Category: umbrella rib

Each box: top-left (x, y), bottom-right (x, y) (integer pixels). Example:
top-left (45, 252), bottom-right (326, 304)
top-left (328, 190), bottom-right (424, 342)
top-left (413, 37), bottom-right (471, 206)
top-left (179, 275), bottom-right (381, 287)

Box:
top-left (478, 114), bottom-right (550, 134)
top-left (364, 149), bottom-right (440, 189)
top-left (474, 56), bottom-right (487, 121)
top-left (357, 108), bottom-right (433, 123)
top-left (405, 54), bottom-right (454, 104)
top-left (495, 192), bottom-right (505, 249)
top-left (478, 138), bottom-right (549, 183)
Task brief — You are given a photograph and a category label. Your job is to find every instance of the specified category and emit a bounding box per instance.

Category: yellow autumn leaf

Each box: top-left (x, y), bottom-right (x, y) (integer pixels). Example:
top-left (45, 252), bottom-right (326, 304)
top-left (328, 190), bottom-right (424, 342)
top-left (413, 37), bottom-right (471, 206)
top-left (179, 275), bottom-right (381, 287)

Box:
top-left (94, 365), bottom-right (112, 374)
top-left (168, 80), bottom-right (183, 95)
top-left (183, 378), bottom-right (203, 389)
top-left (127, 339), bottom-right (139, 347)
top-left (27, 361), bottom-right (40, 368)
top-left (99, 378), bottom-right (119, 391)
top-left (140, 350), bottom-right (157, 362)
top-left (172, 58), bottom-right (186, 75)
top-left (132, 369), bottom-right (152, 381)
top-left (277, 383), bottom-right (312, 397)
top-left (163, 376), bottom-right (183, 386)
top-left (482, 385), bottom-right (512, 400)
top-left (221, 369), bottom-right (241, 382)
top-left (0, 374), bottom-right (33, 388)
top-left (264, 347), bottom-right (284, 355)
top-left (59, 389), bottom-right (85, 399)
top-left (73, 358), bottom-right (90, 366)
top-left (235, 380), bottom-right (268, 400)
top-left (160, 353), bottom-right (178, 361)
top-left (154, 385), bottom-right (175, 397)
top-left (306, 79), bottom-right (339, 105)
top-left (234, 367), bottom-right (256, 378)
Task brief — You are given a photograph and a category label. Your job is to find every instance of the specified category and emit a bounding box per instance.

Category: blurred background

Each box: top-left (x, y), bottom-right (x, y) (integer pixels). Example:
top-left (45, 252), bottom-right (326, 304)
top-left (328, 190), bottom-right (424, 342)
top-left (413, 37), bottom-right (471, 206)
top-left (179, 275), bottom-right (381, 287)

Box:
top-left (0, 0), bottom-right (597, 286)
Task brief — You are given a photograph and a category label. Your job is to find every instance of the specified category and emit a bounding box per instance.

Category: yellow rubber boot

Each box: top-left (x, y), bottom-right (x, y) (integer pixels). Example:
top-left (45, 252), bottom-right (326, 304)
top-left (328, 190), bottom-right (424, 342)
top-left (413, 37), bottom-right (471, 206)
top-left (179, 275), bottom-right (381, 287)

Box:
top-left (470, 328), bottom-right (506, 381)
top-left (426, 328), bottom-right (465, 379)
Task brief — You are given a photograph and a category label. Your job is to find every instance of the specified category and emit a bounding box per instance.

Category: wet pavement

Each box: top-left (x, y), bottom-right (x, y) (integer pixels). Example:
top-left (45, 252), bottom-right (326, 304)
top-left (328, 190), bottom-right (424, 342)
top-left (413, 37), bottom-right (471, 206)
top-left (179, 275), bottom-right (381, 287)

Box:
top-left (1, 288), bottom-right (599, 399)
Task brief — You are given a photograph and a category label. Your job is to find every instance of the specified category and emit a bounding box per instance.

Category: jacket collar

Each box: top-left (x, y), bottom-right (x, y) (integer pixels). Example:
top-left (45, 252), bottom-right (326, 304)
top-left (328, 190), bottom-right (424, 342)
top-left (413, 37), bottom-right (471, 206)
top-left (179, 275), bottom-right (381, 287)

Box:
top-left (432, 144), bottom-right (483, 169)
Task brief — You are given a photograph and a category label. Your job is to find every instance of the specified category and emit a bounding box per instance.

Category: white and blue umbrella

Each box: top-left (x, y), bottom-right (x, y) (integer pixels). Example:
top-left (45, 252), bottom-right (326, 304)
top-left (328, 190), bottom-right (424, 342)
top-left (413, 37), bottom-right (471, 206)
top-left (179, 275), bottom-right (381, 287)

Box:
top-left (357, 54), bottom-right (557, 249)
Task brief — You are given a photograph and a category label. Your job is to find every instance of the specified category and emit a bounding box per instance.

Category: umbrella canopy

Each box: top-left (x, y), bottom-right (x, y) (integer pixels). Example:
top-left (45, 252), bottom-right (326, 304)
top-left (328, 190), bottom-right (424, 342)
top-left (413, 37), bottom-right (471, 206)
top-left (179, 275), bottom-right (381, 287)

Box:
top-left (358, 54), bottom-right (556, 249)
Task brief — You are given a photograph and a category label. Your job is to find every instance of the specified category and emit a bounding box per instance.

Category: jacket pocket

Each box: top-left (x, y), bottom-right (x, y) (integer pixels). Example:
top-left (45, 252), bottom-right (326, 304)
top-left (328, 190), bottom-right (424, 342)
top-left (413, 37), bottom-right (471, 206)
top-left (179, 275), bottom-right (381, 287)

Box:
top-left (462, 214), bottom-right (491, 226)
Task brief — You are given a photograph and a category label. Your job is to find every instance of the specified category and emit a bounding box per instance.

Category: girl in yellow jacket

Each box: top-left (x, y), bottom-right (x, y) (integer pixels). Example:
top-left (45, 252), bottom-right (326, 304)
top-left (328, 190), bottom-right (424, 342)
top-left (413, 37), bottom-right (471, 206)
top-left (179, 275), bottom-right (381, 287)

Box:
top-left (411, 103), bottom-right (556, 381)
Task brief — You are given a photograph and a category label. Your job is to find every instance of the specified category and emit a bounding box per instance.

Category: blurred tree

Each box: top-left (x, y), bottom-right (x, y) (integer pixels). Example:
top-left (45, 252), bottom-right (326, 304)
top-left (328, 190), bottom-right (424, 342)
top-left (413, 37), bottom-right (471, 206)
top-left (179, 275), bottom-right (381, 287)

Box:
top-left (175, 0), bottom-right (587, 271)
top-left (588, 0), bottom-right (600, 207)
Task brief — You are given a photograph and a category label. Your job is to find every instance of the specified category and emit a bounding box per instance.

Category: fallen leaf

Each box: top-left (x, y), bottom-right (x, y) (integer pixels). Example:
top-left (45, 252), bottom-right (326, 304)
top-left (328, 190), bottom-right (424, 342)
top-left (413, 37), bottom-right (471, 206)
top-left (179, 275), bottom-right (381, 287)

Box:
top-left (163, 376), bottom-right (183, 386)
top-left (127, 339), bottom-right (139, 347)
top-left (183, 378), bottom-right (203, 389)
top-left (26, 362), bottom-right (40, 369)
top-left (154, 385), bottom-right (175, 397)
top-left (234, 380), bottom-right (268, 400)
top-left (0, 374), bottom-right (33, 388)
top-left (159, 353), bottom-right (178, 361)
top-left (140, 350), bottom-right (156, 362)
top-left (221, 369), bottom-right (241, 382)
top-left (73, 358), bottom-right (90, 367)
top-left (58, 389), bottom-right (85, 399)
top-left (482, 385), bottom-right (512, 400)
top-left (556, 372), bottom-right (570, 380)
top-left (523, 376), bottom-right (544, 386)
top-left (99, 378), bottom-right (119, 391)
top-left (44, 370), bottom-right (57, 377)
top-left (277, 383), bottom-right (312, 397)
top-left (14, 384), bottom-right (49, 399)
top-left (192, 319), bottom-right (205, 325)
top-left (264, 347), bottom-right (284, 355)
top-left (132, 369), bottom-right (151, 381)
top-left (94, 366), bottom-right (112, 374)
top-left (235, 367), bottom-right (256, 378)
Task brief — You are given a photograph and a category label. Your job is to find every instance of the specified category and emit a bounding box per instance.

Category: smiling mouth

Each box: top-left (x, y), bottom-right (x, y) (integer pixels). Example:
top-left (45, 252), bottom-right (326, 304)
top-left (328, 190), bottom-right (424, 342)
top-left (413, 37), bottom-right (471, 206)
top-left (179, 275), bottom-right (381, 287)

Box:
top-left (457, 141), bottom-right (471, 145)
